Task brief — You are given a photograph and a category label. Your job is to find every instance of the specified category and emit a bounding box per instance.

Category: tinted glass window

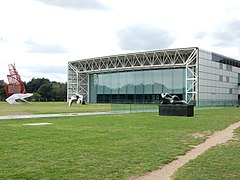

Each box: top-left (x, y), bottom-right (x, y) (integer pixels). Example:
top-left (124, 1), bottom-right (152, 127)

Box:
top-left (89, 68), bottom-right (186, 103)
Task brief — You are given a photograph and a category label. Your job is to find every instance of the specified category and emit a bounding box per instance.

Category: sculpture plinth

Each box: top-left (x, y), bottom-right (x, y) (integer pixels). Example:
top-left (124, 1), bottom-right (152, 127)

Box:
top-left (159, 104), bottom-right (194, 117)
top-left (159, 93), bottom-right (194, 117)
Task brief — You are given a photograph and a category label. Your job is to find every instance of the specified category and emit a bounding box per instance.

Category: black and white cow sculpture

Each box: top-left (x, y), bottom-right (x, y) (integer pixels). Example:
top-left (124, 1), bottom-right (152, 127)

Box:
top-left (68, 93), bottom-right (84, 107)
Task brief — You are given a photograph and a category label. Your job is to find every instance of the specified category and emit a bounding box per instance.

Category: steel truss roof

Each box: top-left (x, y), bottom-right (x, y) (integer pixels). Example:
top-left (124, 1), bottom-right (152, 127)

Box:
top-left (68, 47), bottom-right (198, 104)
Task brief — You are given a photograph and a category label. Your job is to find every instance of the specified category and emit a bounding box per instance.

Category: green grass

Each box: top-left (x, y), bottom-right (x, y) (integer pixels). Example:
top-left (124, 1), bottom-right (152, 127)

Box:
top-left (0, 108), bottom-right (239, 179)
top-left (0, 102), bottom-right (111, 115)
top-left (173, 121), bottom-right (240, 180)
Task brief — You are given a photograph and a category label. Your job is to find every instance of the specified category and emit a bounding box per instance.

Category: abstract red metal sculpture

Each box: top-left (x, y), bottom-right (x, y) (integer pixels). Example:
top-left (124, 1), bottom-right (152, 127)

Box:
top-left (4, 64), bottom-right (26, 97)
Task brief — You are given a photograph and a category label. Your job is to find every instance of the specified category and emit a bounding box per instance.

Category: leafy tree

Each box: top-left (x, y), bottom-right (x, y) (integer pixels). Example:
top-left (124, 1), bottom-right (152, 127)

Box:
top-left (60, 82), bottom-right (67, 101)
top-left (26, 78), bottom-right (50, 93)
top-left (1, 77), bottom-right (67, 102)
top-left (31, 93), bottom-right (41, 102)
top-left (0, 80), bottom-right (7, 101)
top-left (37, 83), bottom-right (53, 101)
top-left (50, 82), bottom-right (67, 101)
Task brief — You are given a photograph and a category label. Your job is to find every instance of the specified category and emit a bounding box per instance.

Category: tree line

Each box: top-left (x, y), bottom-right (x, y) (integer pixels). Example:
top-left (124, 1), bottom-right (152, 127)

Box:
top-left (0, 78), bottom-right (67, 102)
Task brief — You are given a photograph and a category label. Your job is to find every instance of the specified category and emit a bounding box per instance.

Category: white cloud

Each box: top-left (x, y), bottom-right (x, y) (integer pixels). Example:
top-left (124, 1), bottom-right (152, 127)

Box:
top-left (25, 39), bottom-right (68, 53)
top-left (34, 0), bottom-right (109, 10)
top-left (0, 0), bottom-right (240, 83)
top-left (117, 24), bottom-right (174, 51)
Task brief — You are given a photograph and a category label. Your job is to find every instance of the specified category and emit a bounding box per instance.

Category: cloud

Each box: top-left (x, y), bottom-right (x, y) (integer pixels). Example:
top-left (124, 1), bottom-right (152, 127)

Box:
top-left (194, 32), bottom-right (208, 39)
top-left (27, 65), bottom-right (66, 74)
top-left (20, 65), bottom-right (67, 82)
top-left (212, 20), bottom-right (240, 47)
top-left (25, 39), bottom-right (68, 54)
top-left (193, 20), bottom-right (240, 49)
top-left (117, 24), bottom-right (174, 51)
top-left (34, 0), bottom-right (108, 10)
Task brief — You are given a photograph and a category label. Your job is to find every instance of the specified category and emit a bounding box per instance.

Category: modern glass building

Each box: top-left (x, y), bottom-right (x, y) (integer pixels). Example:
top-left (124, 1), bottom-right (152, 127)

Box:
top-left (68, 47), bottom-right (240, 106)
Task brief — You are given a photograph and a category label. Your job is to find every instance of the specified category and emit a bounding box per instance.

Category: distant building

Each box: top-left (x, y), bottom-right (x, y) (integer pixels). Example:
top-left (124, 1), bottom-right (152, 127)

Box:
top-left (67, 47), bottom-right (240, 106)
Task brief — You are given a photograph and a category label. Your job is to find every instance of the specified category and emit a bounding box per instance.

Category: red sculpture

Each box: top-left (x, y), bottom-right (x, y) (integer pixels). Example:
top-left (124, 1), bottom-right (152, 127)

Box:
top-left (4, 64), bottom-right (26, 97)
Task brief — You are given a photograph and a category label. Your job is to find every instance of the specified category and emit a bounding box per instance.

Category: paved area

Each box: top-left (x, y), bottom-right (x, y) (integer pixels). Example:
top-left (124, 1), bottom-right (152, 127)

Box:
top-left (0, 111), bottom-right (120, 120)
top-left (23, 122), bottom-right (53, 126)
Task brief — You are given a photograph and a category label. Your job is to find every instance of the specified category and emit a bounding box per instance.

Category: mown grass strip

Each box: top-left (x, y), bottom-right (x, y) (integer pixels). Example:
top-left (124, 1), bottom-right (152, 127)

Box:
top-left (0, 102), bottom-right (111, 115)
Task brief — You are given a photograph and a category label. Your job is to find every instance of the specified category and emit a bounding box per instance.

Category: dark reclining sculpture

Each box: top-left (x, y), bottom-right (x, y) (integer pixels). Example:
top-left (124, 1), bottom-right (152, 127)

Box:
top-left (161, 93), bottom-right (188, 105)
top-left (159, 93), bottom-right (193, 117)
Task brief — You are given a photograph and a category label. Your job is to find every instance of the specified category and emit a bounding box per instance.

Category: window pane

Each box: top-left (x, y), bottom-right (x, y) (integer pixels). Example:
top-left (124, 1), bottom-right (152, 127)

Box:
top-left (104, 73), bottom-right (111, 94)
top-left (119, 72), bottom-right (127, 94)
top-left (144, 70), bottom-right (153, 94)
top-left (163, 69), bottom-right (173, 93)
top-left (127, 71), bottom-right (135, 94)
top-left (135, 71), bottom-right (144, 94)
top-left (153, 70), bottom-right (163, 94)
top-left (89, 74), bottom-right (97, 102)
top-left (173, 68), bottom-right (185, 93)
top-left (97, 74), bottom-right (104, 94)
top-left (111, 73), bottom-right (119, 94)
top-left (238, 73), bottom-right (240, 85)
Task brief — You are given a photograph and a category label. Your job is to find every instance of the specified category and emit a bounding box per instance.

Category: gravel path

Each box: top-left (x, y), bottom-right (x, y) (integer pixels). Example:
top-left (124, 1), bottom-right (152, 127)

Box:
top-left (0, 112), bottom-right (124, 120)
top-left (134, 121), bottom-right (240, 180)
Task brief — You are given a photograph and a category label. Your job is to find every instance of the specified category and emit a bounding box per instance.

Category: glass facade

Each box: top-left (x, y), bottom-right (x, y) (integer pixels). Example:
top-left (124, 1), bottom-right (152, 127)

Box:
top-left (89, 68), bottom-right (186, 103)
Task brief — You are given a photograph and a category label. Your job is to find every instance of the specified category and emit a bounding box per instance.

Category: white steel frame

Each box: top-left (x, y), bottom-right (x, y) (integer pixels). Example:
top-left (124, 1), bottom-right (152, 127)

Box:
top-left (68, 47), bottom-right (199, 104)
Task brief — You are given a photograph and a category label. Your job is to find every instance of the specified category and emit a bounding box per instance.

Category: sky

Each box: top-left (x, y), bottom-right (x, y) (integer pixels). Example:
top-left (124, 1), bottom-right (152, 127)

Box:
top-left (0, 0), bottom-right (240, 83)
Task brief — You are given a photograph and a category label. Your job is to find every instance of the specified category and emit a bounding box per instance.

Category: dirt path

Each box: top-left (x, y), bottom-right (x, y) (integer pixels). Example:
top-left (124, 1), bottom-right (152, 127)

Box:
top-left (134, 121), bottom-right (240, 180)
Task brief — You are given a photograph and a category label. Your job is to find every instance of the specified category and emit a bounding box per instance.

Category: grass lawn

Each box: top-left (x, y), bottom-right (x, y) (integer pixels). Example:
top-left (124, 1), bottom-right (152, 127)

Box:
top-left (0, 108), bottom-right (239, 179)
top-left (173, 123), bottom-right (240, 180)
top-left (0, 102), bottom-right (111, 116)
